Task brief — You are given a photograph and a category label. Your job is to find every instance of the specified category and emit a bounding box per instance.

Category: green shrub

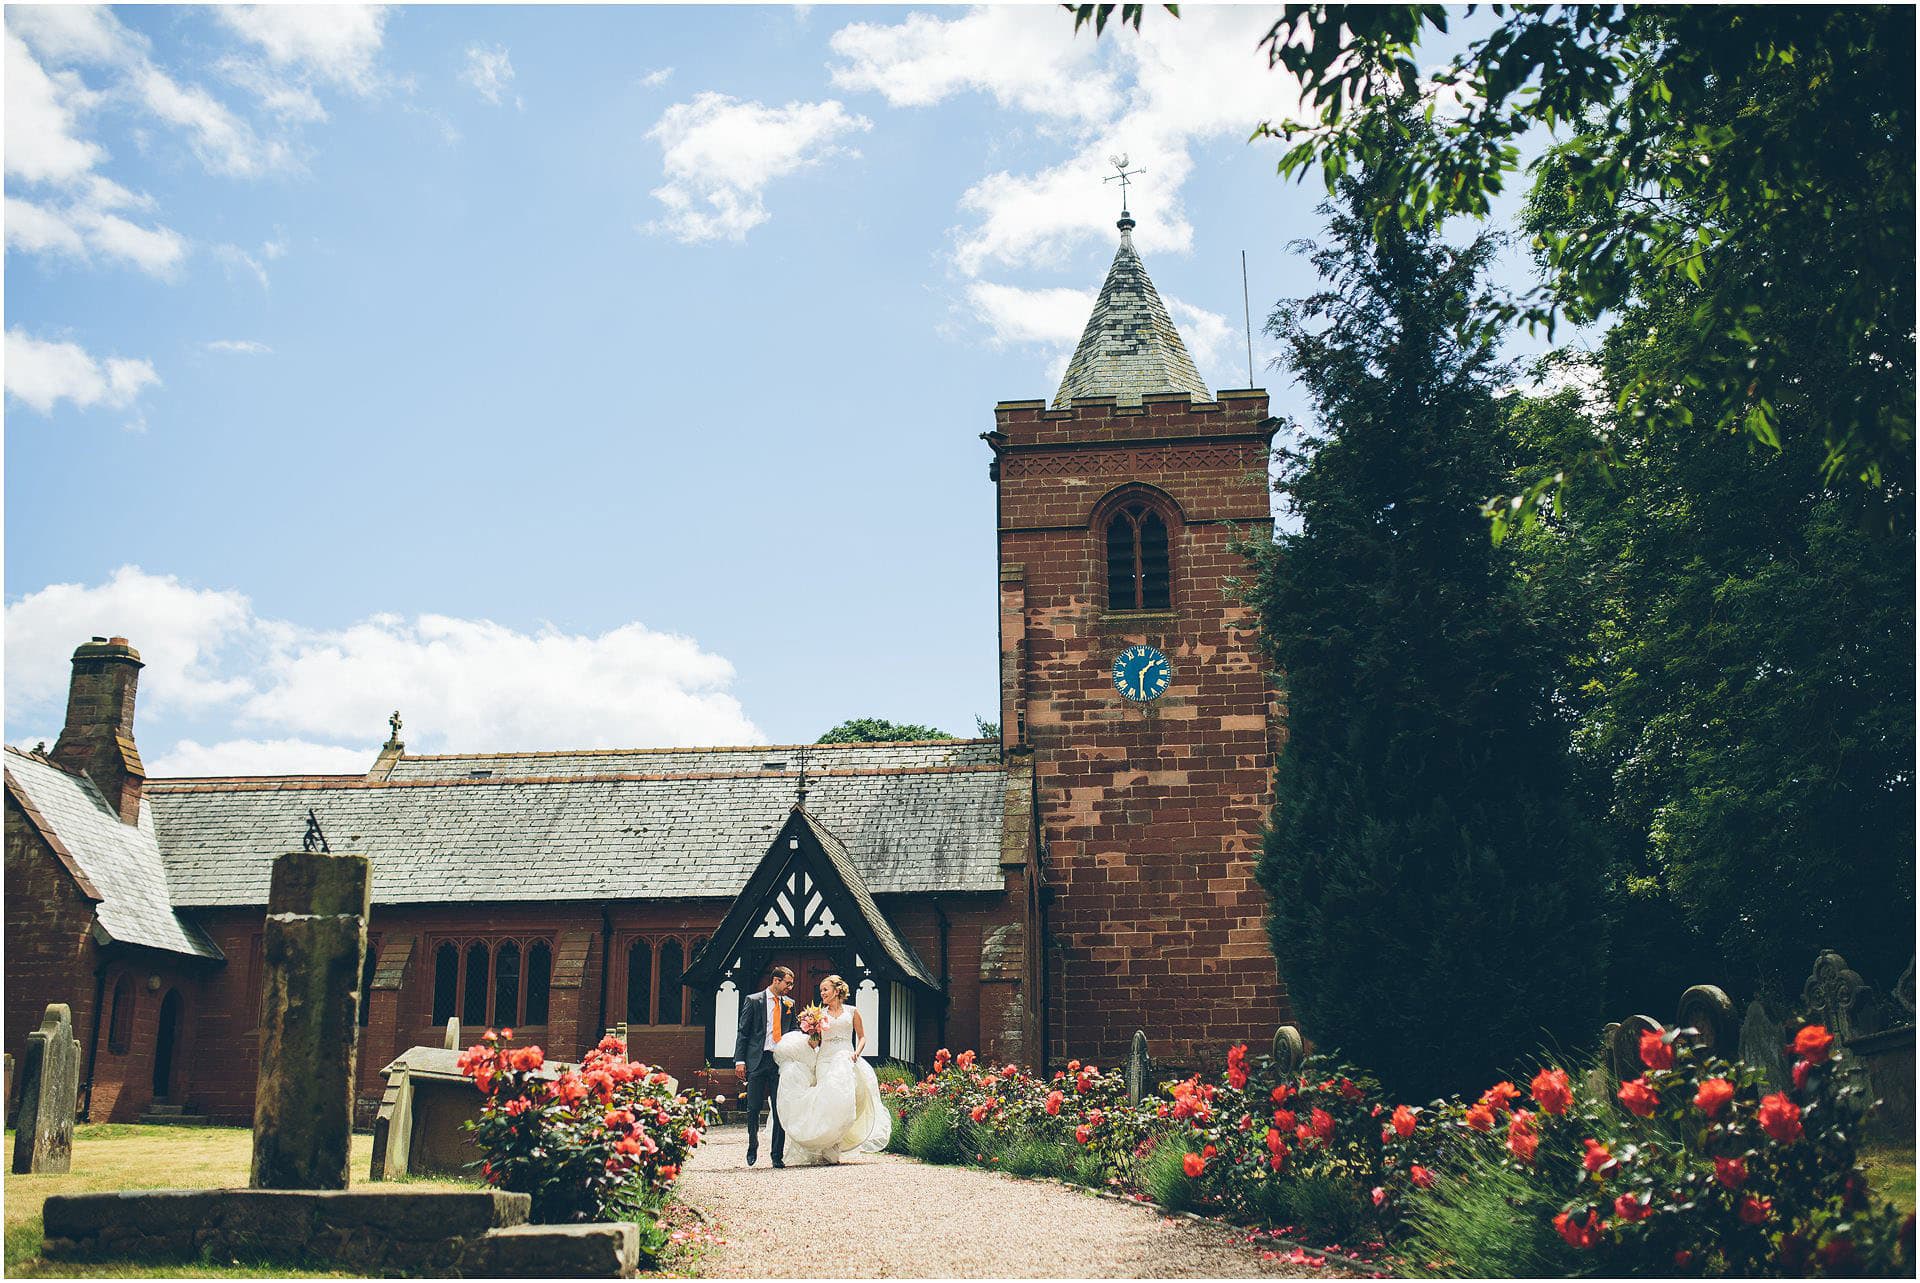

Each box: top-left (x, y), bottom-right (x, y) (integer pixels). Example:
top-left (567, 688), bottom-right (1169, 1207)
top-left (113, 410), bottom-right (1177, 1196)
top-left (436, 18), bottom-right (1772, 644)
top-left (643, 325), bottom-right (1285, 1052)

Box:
top-left (1266, 1172), bottom-right (1369, 1242)
top-left (876, 1061), bottom-right (917, 1088)
top-left (1140, 1138), bottom-right (1198, 1213)
top-left (883, 1103), bottom-right (912, 1154)
top-left (1398, 1150), bottom-right (1579, 1279)
top-left (1002, 1138), bottom-right (1073, 1180)
top-left (1071, 1151), bottom-right (1107, 1188)
top-left (905, 1101), bottom-right (963, 1165)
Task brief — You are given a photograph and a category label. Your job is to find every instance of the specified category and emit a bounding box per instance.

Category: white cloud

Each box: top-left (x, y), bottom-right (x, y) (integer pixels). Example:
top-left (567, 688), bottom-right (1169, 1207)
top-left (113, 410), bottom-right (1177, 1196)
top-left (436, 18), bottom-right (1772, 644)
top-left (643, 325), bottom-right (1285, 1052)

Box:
top-left (3, 567), bottom-right (253, 723)
top-left (4, 567), bottom-right (767, 775)
top-left (829, 7), bottom-right (1119, 122)
top-left (133, 63), bottom-right (289, 177)
top-left (461, 43), bottom-right (518, 107)
top-left (6, 194), bottom-right (188, 277)
top-left (4, 328), bottom-right (159, 414)
top-left (966, 282), bottom-right (1094, 348)
top-left (3, 31), bottom-right (105, 184)
top-left (204, 339), bottom-right (273, 354)
top-left (830, 6), bottom-right (1305, 277)
top-left (146, 738), bottom-right (376, 777)
top-left (215, 5), bottom-right (388, 96)
top-left (644, 93), bottom-right (871, 243)
top-left (639, 66), bottom-right (674, 89)
top-left (1166, 297), bottom-right (1236, 385)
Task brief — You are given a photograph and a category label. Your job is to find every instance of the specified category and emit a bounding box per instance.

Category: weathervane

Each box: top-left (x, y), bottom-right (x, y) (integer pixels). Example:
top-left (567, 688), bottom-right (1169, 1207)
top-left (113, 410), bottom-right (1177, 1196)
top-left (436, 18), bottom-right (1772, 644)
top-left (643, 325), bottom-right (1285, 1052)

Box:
top-left (303, 808), bottom-right (331, 854)
top-left (1105, 153), bottom-right (1145, 217)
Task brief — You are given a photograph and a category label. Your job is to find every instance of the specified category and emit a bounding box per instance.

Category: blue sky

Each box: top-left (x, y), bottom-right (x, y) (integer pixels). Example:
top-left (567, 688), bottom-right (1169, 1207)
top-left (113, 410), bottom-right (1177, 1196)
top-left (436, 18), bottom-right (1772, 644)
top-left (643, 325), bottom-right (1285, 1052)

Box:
top-left (5, 4), bottom-right (1550, 775)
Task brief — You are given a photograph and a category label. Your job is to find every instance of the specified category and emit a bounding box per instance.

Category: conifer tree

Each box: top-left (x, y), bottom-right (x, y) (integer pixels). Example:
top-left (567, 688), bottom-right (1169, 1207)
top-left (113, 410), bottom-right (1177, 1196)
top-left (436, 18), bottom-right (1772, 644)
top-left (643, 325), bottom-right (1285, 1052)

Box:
top-left (1246, 111), bottom-right (1604, 1098)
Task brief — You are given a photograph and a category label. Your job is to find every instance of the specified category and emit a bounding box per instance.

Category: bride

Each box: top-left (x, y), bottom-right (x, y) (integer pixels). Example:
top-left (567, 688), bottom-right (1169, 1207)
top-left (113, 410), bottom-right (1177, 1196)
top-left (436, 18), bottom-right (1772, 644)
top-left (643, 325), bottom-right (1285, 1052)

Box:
top-left (772, 974), bottom-right (891, 1161)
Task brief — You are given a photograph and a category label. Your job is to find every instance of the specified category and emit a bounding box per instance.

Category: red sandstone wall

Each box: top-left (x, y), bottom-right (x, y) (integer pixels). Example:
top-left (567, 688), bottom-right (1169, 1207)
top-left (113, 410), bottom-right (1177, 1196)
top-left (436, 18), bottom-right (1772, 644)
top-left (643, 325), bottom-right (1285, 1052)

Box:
top-left (992, 391), bottom-right (1291, 1072)
top-left (5, 797), bottom-right (101, 1116)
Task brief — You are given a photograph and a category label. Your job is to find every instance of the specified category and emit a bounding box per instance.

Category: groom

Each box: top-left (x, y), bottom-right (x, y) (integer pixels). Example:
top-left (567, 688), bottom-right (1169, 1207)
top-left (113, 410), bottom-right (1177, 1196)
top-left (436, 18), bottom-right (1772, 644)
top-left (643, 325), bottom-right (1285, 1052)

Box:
top-left (734, 965), bottom-right (795, 1168)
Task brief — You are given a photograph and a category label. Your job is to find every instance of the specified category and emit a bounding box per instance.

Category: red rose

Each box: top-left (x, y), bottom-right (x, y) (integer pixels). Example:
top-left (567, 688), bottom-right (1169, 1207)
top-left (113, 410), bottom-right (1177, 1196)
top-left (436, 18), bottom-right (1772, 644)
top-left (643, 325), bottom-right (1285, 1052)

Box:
top-left (1270, 1083), bottom-right (1293, 1104)
top-left (1507, 1110), bottom-right (1539, 1164)
top-left (1183, 1152), bottom-right (1206, 1178)
top-left (1617, 1077), bottom-right (1659, 1118)
top-left (1311, 1107), bottom-right (1335, 1139)
top-left (1738, 1195), bottom-right (1772, 1225)
top-left (1792, 1059), bottom-right (1813, 1091)
top-left (1714, 1156), bottom-right (1748, 1189)
top-left (1582, 1138), bottom-right (1614, 1174)
top-left (1613, 1194), bottom-right (1652, 1222)
top-left (1392, 1104), bottom-right (1418, 1138)
top-left (1372, 1186), bottom-right (1386, 1207)
top-left (1075, 1124), bottom-right (1092, 1144)
top-left (1531, 1068), bottom-right (1573, 1117)
top-left (1268, 1151), bottom-right (1285, 1171)
top-left (1067, 1059), bottom-right (1081, 1073)
top-left (658, 1164), bottom-right (679, 1182)
top-left (1273, 1109), bottom-right (1296, 1133)
top-left (1410, 1164), bottom-right (1434, 1189)
top-left (1202, 1144), bottom-right (1216, 1160)
top-left (1639, 1028), bottom-right (1674, 1071)
top-left (1757, 1092), bottom-right (1803, 1144)
top-left (1817, 1237), bottom-right (1859, 1272)
top-left (509, 1045), bottom-right (545, 1073)
top-left (1226, 1043), bottom-right (1249, 1091)
top-left (1693, 1078), bottom-right (1734, 1117)
top-left (1045, 1090), bottom-right (1064, 1116)
top-left (1553, 1209), bottom-right (1605, 1249)
top-left (1296, 1125), bottom-right (1314, 1146)
top-left (1464, 1103), bottom-right (1496, 1133)
top-left (1480, 1081), bottom-right (1521, 1115)
top-left (1266, 1127), bottom-right (1285, 1155)
top-left (682, 1127), bottom-right (701, 1148)
top-left (1792, 1024), bottom-right (1833, 1065)
top-left (956, 1050), bottom-right (976, 1070)
top-left (1338, 1077), bottom-right (1364, 1103)
top-left (970, 1104), bottom-right (990, 1123)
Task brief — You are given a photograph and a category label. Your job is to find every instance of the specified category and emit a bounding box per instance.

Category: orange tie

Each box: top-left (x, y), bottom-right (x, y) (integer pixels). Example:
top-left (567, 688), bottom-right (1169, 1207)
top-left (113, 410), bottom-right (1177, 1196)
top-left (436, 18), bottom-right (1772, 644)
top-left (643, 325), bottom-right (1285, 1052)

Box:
top-left (772, 997), bottom-right (782, 1037)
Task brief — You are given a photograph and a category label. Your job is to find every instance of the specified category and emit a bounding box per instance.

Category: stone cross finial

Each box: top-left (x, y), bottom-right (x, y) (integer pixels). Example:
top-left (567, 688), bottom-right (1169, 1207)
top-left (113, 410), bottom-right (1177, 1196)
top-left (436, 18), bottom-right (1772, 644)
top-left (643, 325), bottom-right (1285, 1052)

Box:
top-left (387, 709), bottom-right (402, 744)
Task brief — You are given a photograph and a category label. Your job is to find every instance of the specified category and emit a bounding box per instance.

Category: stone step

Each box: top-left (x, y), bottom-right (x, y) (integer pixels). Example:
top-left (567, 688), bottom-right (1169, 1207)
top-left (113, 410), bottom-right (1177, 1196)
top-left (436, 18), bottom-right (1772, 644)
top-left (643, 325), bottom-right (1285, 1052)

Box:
top-left (137, 1111), bottom-right (210, 1126)
top-left (467, 1223), bottom-right (639, 1278)
top-left (145, 1102), bottom-right (184, 1115)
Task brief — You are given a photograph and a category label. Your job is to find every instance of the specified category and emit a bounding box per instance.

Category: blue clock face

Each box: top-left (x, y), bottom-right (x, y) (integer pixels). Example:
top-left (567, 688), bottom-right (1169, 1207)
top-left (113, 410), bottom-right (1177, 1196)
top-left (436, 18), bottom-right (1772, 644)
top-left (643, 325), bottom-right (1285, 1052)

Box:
top-left (1112, 645), bottom-right (1172, 702)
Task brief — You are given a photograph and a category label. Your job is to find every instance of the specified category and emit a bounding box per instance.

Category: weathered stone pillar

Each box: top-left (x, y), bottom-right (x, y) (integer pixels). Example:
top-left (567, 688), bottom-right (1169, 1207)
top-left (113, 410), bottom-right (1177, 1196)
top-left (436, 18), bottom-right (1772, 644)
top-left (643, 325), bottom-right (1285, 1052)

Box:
top-left (12, 1004), bottom-right (80, 1173)
top-left (444, 1017), bottom-right (460, 1050)
top-left (1125, 1030), bottom-right (1150, 1104)
top-left (250, 850), bottom-right (370, 1190)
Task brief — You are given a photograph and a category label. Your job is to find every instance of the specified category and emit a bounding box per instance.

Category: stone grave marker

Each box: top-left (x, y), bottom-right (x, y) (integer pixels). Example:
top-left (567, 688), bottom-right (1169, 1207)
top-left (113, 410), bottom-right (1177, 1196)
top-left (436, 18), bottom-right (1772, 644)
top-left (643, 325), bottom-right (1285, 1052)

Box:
top-left (11, 1004), bottom-right (80, 1174)
top-left (1675, 984), bottom-right (1737, 1057)
top-left (444, 1018), bottom-right (459, 1050)
top-left (1271, 1024), bottom-right (1305, 1077)
top-left (251, 848), bottom-right (370, 1190)
top-left (1125, 1030), bottom-right (1149, 1104)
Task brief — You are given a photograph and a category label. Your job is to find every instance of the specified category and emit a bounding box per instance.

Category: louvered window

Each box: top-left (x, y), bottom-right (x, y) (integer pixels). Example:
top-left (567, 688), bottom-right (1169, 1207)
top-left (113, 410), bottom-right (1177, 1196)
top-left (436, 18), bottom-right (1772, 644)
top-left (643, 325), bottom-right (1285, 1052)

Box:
top-left (1106, 503), bottom-right (1171, 610)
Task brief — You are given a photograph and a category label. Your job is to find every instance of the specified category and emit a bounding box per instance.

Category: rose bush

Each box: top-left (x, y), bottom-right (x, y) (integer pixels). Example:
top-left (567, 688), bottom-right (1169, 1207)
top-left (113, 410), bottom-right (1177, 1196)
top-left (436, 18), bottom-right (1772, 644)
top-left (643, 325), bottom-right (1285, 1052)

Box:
top-left (885, 1023), bottom-right (1912, 1276)
top-left (457, 1029), bottom-right (720, 1246)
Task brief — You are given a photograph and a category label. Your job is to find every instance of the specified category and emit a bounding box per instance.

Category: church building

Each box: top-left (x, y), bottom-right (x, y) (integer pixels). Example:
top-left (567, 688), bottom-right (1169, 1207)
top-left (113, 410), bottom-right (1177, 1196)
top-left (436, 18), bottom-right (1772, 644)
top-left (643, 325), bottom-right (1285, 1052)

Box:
top-left (4, 212), bottom-right (1288, 1125)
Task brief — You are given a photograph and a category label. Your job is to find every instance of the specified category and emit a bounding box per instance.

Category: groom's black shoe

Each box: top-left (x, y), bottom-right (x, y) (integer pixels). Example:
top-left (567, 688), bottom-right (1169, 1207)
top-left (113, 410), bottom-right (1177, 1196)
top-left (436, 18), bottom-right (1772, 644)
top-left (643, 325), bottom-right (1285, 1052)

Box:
top-left (746, 1151), bottom-right (757, 1166)
top-left (772, 1157), bottom-right (784, 1168)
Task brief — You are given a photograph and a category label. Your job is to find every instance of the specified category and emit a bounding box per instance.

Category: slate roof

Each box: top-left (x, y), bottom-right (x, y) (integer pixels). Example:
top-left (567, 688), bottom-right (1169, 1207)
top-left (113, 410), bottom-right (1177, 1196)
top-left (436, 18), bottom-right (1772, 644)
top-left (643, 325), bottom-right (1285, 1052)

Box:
top-left (799, 808), bottom-right (940, 988)
top-left (145, 742), bottom-right (1010, 908)
top-left (1055, 216), bottom-right (1211, 408)
top-left (4, 748), bottom-right (221, 960)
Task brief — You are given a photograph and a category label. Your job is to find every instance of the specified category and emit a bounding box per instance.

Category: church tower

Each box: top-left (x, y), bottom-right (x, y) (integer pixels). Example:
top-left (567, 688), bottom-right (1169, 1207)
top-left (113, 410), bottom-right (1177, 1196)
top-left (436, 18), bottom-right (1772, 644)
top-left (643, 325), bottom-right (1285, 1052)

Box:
top-left (985, 211), bottom-right (1287, 1072)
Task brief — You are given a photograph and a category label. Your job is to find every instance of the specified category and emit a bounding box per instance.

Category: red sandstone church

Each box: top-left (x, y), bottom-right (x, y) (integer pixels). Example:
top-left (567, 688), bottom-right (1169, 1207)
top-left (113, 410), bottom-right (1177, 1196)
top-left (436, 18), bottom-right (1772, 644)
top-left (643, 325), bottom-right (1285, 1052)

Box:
top-left (5, 214), bottom-right (1288, 1125)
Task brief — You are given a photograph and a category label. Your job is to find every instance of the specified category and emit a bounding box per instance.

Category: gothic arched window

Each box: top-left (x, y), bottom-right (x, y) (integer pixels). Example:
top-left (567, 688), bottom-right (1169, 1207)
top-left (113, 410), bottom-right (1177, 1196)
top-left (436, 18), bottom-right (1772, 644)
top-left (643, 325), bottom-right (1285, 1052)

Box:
top-left (108, 975), bottom-right (135, 1054)
top-left (1105, 501), bottom-right (1171, 611)
top-left (657, 939), bottom-right (684, 1025)
top-left (525, 941), bottom-right (552, 1026)
top-left (493, 940), bottom-right (521, 1026)
top-left (432, 942), bottom-right (459, 1023)
top-left (462, 940), bottom-right (491, 1026)
top-left (626, 938), bottom-right (652, 1025)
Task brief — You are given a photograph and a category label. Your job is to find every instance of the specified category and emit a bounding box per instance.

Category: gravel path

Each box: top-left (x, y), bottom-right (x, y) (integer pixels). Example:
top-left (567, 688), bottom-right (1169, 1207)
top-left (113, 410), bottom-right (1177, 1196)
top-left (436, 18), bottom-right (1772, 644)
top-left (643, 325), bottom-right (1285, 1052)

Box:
top-left (678, 1124), bottom-right (1340, 1278)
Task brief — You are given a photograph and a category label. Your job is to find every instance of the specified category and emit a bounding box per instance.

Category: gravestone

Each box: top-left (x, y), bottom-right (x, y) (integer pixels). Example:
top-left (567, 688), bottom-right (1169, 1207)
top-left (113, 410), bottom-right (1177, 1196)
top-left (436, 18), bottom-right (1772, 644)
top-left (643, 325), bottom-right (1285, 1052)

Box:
top-left (443, 1018), bottom-right (459, 1051)
top-left (1608, 1014), bottom-right (1661, 1080)
top-left (1738, 1000), bottom-right (1788, 1090)
top-left (11, 1004), bottom-right (80, 1174)
top-left (1802, 950), bottom-right (1869, 1042)
top-left (1271, 1024), bottom-right (1304, 1077)
top-left (1125, 1030), bottom-right (1149, 1104)
top-left (1675, 985), bottom-right (1737, 1057)
top-left (251, 849), bottom-right (370, 1190)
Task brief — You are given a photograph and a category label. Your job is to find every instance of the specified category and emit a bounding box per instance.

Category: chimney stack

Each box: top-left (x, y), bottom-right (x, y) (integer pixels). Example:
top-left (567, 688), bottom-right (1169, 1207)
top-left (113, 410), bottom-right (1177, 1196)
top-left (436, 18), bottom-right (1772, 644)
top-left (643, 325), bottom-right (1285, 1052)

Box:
top-left (49, 636), bottom-right (146, 825)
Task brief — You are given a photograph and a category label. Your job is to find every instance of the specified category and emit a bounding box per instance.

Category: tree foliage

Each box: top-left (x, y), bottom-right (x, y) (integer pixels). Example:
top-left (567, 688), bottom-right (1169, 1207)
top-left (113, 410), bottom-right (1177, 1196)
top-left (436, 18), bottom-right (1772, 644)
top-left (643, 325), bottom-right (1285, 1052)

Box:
top-left (1107, 5), bottom-right (1914, 526)
top-left (1244, 109), bottom-right (1604, 1099)
top-left (816, 717), bottom-right (955, 744)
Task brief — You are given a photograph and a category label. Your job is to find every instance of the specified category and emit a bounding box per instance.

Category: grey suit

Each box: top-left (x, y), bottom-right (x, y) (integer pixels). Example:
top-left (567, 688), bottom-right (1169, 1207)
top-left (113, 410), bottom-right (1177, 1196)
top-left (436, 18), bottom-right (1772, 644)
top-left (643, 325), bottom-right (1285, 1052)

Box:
top-left (735, 988), bottom-right (794, 1164)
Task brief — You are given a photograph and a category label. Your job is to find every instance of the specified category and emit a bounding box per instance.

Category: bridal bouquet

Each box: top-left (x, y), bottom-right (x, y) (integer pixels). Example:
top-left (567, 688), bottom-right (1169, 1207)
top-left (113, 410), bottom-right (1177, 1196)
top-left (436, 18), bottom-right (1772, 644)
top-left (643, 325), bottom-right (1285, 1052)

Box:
top-left (797, 1003), bottom-right (828, 1046)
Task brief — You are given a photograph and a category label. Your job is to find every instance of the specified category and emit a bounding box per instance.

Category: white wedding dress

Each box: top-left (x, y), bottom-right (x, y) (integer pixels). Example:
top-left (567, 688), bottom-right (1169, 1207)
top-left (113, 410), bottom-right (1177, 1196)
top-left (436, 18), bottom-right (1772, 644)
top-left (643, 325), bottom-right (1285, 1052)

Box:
top-left (772, 1005), bottom-right (891, 1161)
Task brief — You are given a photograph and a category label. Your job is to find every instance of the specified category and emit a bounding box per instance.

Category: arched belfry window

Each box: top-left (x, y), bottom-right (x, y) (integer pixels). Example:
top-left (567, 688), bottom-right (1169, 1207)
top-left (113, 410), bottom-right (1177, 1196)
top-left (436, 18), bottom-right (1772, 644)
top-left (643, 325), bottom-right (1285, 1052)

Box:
top-left (1106, 500), bottom-right (1171, 611)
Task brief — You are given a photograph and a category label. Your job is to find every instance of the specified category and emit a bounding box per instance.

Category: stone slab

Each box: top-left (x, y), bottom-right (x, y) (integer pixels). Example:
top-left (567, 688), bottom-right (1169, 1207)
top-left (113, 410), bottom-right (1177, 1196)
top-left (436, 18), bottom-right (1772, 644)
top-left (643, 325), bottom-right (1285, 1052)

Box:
top-left (469, 1222), bottom-right (639, 1279)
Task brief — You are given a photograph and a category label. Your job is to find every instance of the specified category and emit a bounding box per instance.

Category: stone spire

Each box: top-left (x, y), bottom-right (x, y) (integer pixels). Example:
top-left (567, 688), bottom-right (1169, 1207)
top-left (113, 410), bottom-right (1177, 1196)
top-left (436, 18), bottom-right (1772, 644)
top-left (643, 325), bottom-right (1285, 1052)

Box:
top-left (1054, 214), bottom-right (1211, 408)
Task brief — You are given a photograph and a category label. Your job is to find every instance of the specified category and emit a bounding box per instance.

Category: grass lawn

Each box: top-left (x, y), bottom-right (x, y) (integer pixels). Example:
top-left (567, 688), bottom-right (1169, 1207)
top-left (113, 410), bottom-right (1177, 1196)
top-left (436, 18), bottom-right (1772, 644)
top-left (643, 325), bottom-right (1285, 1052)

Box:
top-left (1861, 1141), bottom-right (1916, 1218)
top-left (2, 1124), bottom-right (474, 1278)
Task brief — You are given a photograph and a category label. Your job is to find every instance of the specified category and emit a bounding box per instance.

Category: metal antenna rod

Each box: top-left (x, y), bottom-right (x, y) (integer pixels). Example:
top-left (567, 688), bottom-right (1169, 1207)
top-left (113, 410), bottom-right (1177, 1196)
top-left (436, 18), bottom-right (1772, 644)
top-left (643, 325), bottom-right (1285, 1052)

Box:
top-left (1241, 250), bottom-right (1255, 387)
